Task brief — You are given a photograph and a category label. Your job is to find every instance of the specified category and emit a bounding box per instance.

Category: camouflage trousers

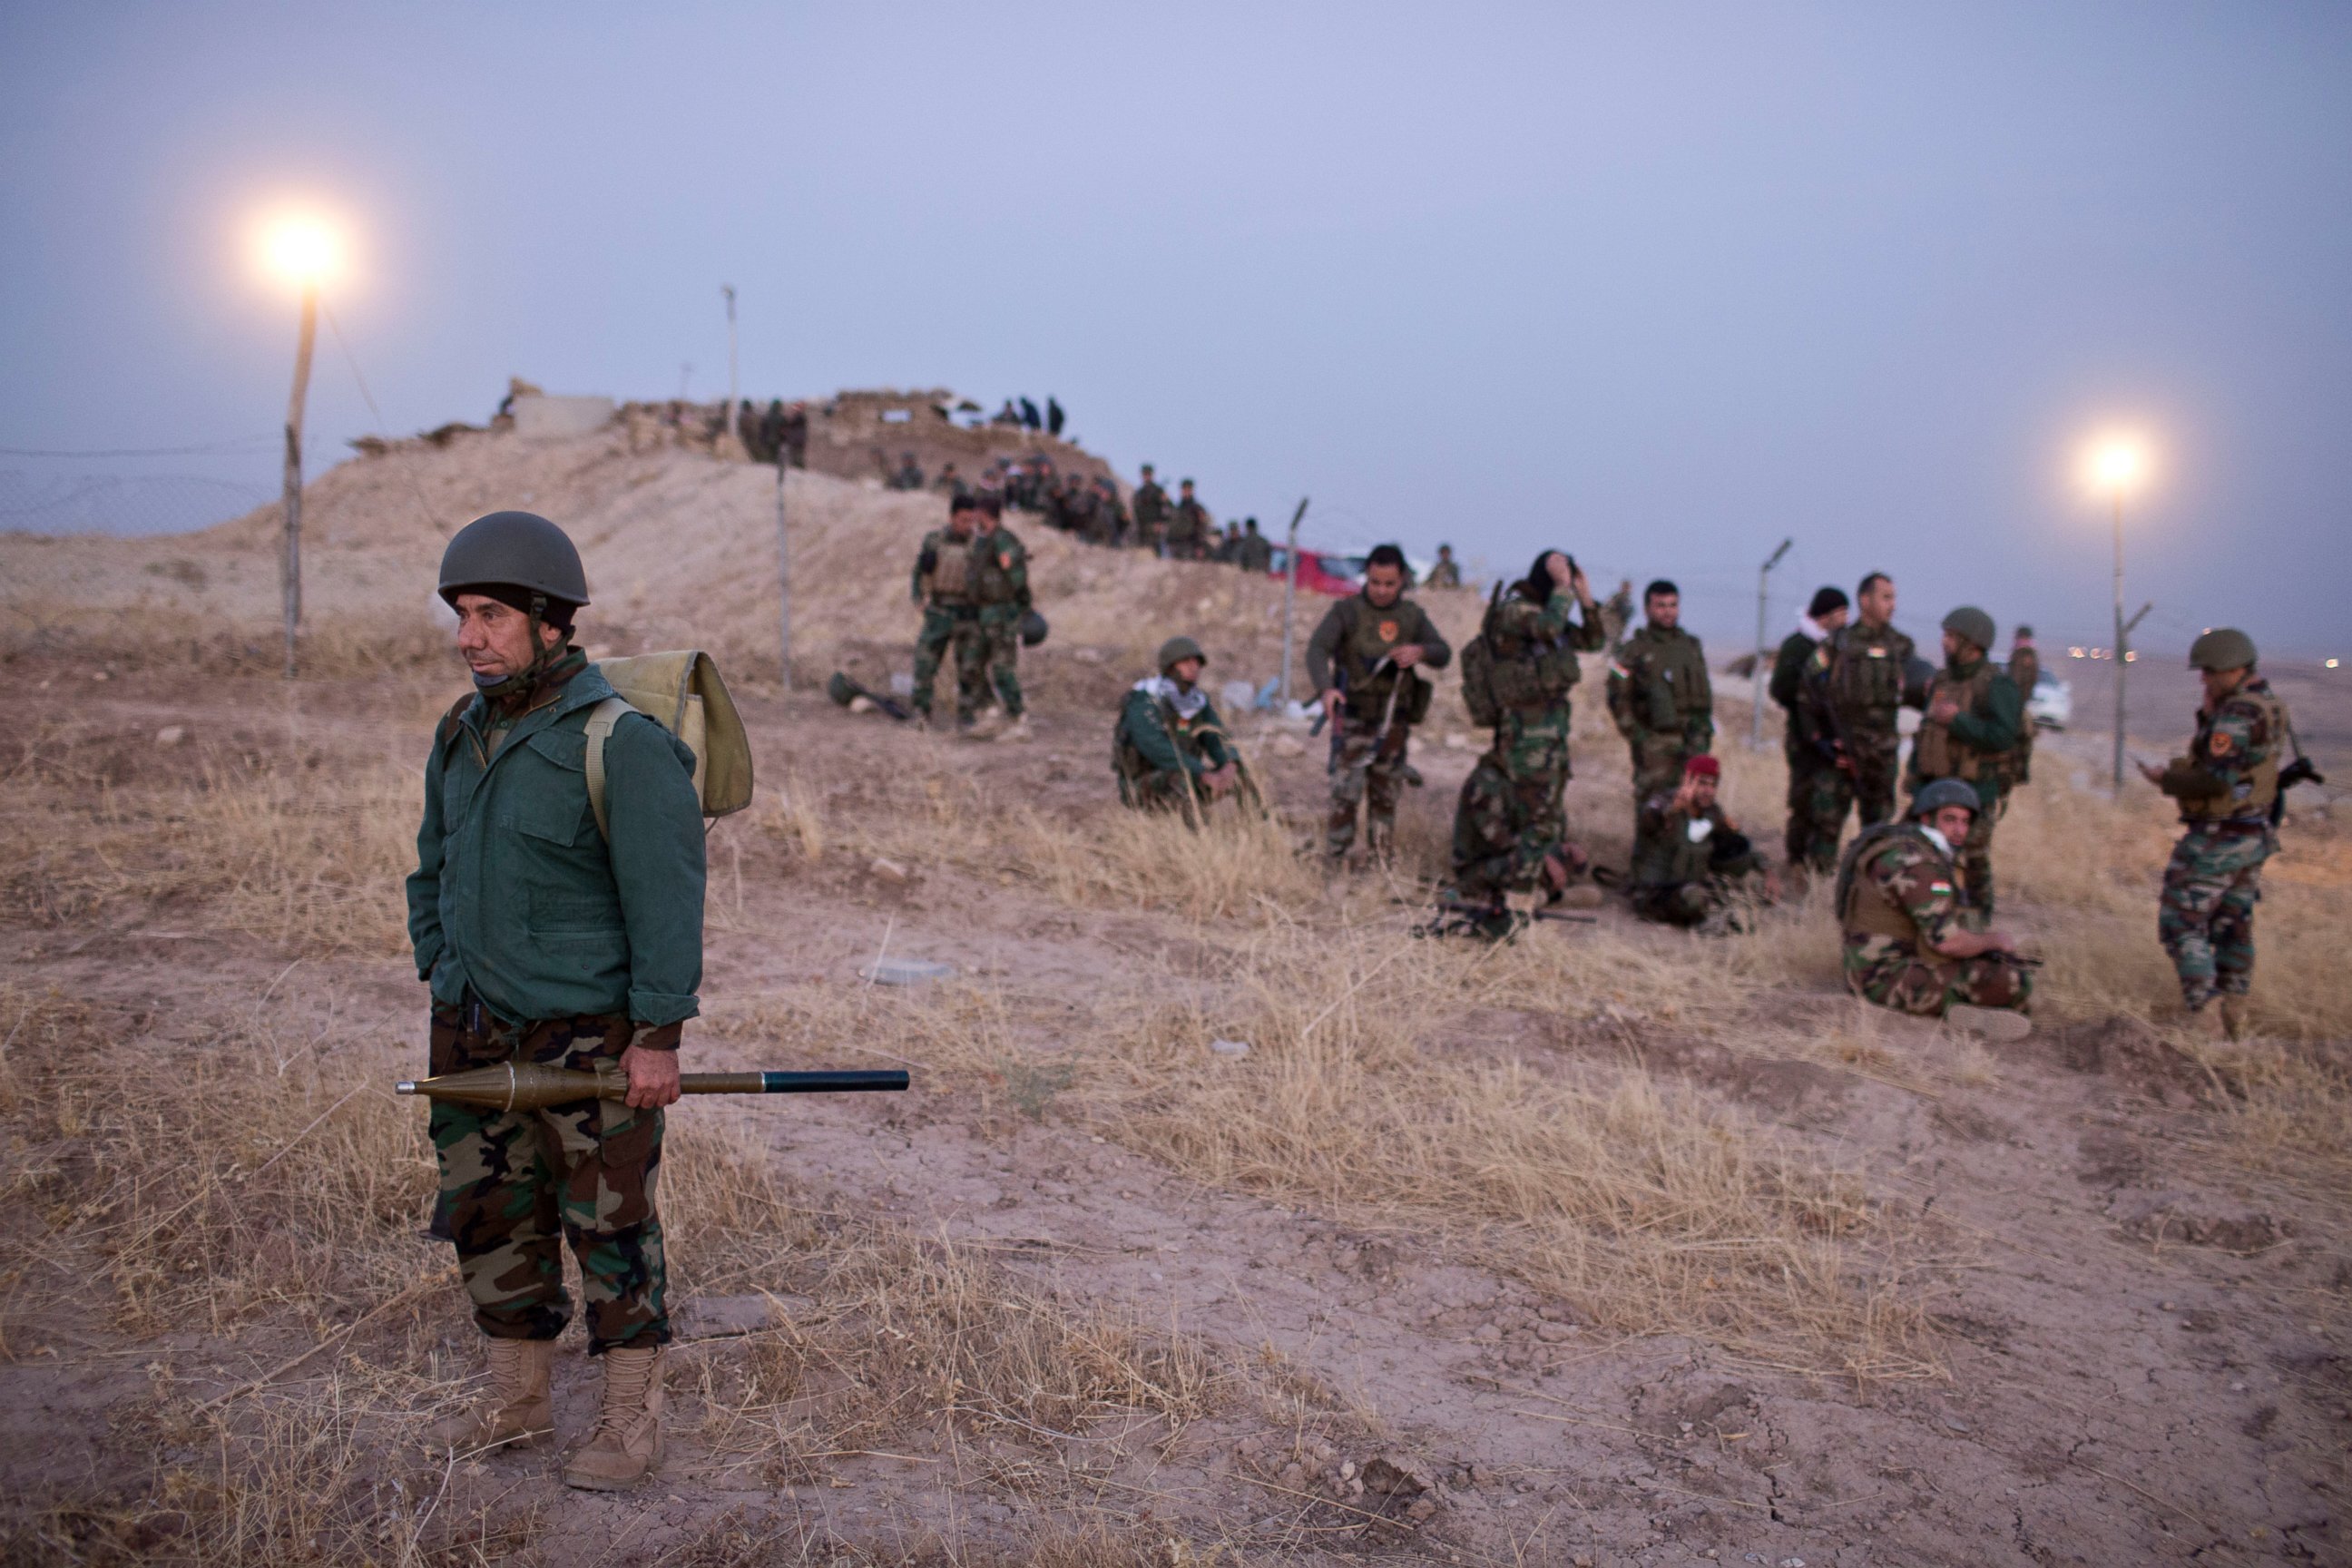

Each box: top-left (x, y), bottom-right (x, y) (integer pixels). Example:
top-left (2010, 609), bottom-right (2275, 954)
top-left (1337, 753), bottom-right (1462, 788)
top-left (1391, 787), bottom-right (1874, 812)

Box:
top-left (911, 606), bottom-right (980, 720)
top-left (1847, 728), bottom-right (1903, 828)
top-left (1327, 714), bottom-right (1413, 858)
top-left (1841, 937), bottom-right (2033, 1018)
top-left (969, 606), bottom-right (1025, 720)
top-left (1450, 758), bottom-right (1563, 901)
top-left (428, 1004), bottom-right (669, 1353)
top-left (1628, 733), bottom-right (1691, 804)
top-left (1783, 748), bottom-right (1853, 874)
top-left (2158, 823), bottom-right (2271, 1008)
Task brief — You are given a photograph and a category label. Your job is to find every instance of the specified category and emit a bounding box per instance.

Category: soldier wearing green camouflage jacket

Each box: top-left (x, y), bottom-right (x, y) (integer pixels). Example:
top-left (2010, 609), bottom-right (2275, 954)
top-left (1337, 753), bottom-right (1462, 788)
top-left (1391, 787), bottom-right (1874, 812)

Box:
top-left (407, 512), bottom-right (703, 1490)
top-left (1906, 605), bottom-right (2024, 918)
top-left (1307, 544), bottom-right (1453, 860)
top-left (1818, 573), bottom-right (1916, 829)
top-left (909, 492), bottom-right (1032, 736)
top-left (1770, 586), bottom-right (1850, 874)
top-left (1131, 465), bottom-right (1170, 553)
top-left (1629, 755), bottom-right (1769, 927)
top-left (1114, 636), bottom-right (1240, 811)
top-left (1450, 550), bottom-right (1604, 903)
top-left (1606, 580), bottom-right (1714, 838)
top-left (2138, 628), bottom-right (2293, 1039)
top-left (1838, 778), bottom-right (2033, 1035)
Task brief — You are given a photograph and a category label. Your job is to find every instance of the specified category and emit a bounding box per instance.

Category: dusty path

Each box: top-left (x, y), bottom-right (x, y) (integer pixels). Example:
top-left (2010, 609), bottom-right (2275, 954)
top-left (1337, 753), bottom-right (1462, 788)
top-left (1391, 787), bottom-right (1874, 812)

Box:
top-left (4, 661), bottom-right (2347, 1566)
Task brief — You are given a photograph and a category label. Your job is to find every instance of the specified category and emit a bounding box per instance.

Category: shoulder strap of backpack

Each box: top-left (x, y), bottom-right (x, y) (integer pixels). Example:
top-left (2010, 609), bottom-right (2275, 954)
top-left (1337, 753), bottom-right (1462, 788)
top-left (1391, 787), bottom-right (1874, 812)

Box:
top-left (435, 692), bottom-right (476, 748)
top-left (582, 696), bottom-right (636, 842)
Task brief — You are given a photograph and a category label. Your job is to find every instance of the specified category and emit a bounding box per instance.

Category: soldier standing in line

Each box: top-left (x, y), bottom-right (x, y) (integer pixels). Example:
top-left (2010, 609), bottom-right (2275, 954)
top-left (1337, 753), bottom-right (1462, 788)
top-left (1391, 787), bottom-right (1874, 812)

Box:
top-left (1046, 396), bottom-right (1065, 436)
top-left (1426, 544), bottom-right (1462, 588)
top-left (1821, 572), bottom-right (1916, 829)
top-left (2140, 629), bottom-right (2295, 1040)
top-left (1770, 585), bottom-right (1850, 876)
top-left (932, 462), bottom-right (968, 500)
top-left (1606, 580), bottom-right (1714, 842)
top-left (908, 494), bottom-right (989, 730)
top-left (1099, 477), bottom-right (1132, 548)
top-left (2008, 623), bottom-right (2041, 700)
top-left (889, 452), bottom-right (925, 492)
top-left (409, 512), bottom-right (701, 1488)
top-left (1236, 517), bottom-right (1273, 573)
top-left (1449, 549), bottom-right (1604, 932)
top-left (1167, 478), bottom-right (1212, 561)
top-left (1628, 755), bottom-right (1775, 928)
top-left (1907, 606), bottom-right (2024, 918)
top-left (1214, 522), bottom-right (1242, 564)
top-left (1132, 465), bottom-right (1170, 554)
top-left (1308, 544), bottom-right (1453, 863)
top-left (1114, 636), bottom-right (1242, 810)
top-left (1838, 777), bottom-right (2034, 1038)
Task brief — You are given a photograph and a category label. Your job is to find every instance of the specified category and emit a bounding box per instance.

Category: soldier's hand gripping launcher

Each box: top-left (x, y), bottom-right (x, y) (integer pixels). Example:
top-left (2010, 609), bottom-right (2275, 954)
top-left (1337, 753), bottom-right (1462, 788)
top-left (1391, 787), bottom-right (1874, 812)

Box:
top-left (396, 1063), bottom-right (909, 1112)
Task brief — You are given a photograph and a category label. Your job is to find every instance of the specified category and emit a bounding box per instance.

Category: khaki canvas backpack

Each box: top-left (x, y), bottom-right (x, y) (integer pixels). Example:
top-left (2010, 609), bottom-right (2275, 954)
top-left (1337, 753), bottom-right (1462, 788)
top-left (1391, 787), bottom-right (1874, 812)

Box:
top-left (584, 651), bottom-right (755, 839)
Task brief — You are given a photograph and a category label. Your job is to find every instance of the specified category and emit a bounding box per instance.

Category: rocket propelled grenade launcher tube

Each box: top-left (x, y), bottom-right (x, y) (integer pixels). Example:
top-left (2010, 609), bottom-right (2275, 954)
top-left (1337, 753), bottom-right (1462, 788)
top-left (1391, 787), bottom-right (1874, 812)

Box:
top-left (395, 1062), bottom-right (909, 1112)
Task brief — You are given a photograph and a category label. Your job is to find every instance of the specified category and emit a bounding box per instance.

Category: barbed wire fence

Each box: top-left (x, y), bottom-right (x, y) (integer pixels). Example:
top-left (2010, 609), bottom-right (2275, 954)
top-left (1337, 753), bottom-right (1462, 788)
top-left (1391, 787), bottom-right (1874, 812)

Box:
top-left (0, 462), bottom-right (278, 536)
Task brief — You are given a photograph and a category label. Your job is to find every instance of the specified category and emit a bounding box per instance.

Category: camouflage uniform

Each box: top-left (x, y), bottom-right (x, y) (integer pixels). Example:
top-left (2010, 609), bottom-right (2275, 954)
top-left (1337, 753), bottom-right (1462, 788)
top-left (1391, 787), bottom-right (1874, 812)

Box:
top-left (1131, 479), bottom-right (1170, 553)
top-left (1906, 655), bottom-right (2024, 917)
top-left (1629, 792), bottom-right (1761, 926)
top-left (1450, 586), bottom-right (1604, 898)
top-left (1167, 495), bottom-right (1212, 560)
top-left (1606, 623), bottom-right (1714, 830)
top-left (1307, 592), bottom-right (1453, 858)
top-left (429, 1004), bottom-right (667, 1349)
top-left (910, 522), bottom-right (1030, 723)
top-left (1822, 621), bottom-right (1916, 828)
top-left (1426, 556), bottom-right (1462, 588)
top-left (2154, 674), bottom-right (2288, 1010)
top-left (1113, 677), bottom-right (1234, 810)
top-left (1235, 527), bottom-right (1274, 573)
top-left (1769, 622), bottom-right (1844, 872)
top-left (1838, 826), bottom-right (2032, 1017)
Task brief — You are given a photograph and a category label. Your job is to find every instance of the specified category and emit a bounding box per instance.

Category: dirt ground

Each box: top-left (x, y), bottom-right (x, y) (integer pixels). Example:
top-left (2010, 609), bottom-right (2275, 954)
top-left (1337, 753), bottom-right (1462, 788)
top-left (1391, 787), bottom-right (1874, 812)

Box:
top-left (4, 641), bottom-right (2347, 1568)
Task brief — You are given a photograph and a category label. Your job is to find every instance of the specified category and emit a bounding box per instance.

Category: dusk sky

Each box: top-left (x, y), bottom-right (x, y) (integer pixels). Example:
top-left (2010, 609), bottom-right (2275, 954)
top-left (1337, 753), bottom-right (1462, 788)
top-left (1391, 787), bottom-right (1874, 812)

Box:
top-left (3, 4), bottom-right (2347, 652)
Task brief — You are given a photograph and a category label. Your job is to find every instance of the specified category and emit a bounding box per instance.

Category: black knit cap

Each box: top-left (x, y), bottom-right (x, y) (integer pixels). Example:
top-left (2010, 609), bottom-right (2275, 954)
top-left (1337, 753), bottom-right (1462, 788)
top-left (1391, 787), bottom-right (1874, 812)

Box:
top-left (1808, 586), bottom-right (1850, 618)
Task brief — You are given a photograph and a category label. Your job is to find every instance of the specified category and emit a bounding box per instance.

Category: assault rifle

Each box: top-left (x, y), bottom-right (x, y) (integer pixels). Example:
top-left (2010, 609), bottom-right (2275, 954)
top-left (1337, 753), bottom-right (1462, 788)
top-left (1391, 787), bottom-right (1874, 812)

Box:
top-left (1399, 895), bottom-right (1596, 940)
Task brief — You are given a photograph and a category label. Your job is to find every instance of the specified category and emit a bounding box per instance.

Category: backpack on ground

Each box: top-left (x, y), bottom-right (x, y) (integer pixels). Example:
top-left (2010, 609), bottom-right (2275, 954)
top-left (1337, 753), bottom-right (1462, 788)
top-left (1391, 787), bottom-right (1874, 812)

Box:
top-left (584, 651), bottom-right (755, 839)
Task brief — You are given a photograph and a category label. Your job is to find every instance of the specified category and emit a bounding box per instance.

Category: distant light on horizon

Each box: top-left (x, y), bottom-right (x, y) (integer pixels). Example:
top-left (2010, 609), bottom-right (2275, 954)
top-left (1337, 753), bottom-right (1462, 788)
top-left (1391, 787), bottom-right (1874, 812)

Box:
top-left (258, 213), bottom-right (342, 289)
top-left (2329, 658), bottom-right (2341, 670)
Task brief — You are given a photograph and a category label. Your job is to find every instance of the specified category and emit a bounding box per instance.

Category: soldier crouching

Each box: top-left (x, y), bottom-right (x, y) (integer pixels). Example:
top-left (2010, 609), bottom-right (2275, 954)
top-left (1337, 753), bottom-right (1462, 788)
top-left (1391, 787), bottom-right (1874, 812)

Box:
top-left (1628, 755), bottom-right (1774, 928)
top-left (1114, 636), bottom-right (1241, 812)
top-left (1838, 777), bottom-right (2034, 1038)
top-left (407, 511), bottom-right (703, 1489)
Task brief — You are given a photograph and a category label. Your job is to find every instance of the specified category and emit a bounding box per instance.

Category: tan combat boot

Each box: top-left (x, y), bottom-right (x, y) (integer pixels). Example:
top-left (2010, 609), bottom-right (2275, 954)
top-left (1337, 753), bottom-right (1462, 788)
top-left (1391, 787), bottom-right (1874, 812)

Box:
top-left (563, 1345), bottom-right (665, 1490)
top-left (423, 1337), bottom-right (554, 1453)
top-left (992, 713), bottom-right (1033, 743)
top-left (2219, 995), bottom-right (2250, 1042)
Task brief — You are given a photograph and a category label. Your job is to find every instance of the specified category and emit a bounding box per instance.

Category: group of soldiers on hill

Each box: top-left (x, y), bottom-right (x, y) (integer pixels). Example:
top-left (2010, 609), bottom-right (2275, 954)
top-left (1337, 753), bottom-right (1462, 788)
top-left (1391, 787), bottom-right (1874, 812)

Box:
top-left (731, 399), bottom-right (808, 468)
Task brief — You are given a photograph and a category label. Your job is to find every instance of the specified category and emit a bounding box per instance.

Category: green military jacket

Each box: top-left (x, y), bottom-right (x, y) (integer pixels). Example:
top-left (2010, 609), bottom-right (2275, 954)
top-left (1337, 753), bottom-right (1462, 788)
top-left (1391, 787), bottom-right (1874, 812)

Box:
top-left (1132, 482), bottom-right (1169, 527)
top-left (407, 665), bottom-right (706, 1029)
top-left (1114, 679), bottom-right (1233, 779)
top-left (1632, 794), bottom-right (1751, 887)
top-left (1607, 624), bottom-right (1713, 750)
top-left (1236, 532), bottom-right (1273, 573)
top-left (1769, 626), bottom-right (1831, 760)
top-left (911, 524), bottom-right (1029, 610)
top-left (1304, 592), bottom-right (1454, 721)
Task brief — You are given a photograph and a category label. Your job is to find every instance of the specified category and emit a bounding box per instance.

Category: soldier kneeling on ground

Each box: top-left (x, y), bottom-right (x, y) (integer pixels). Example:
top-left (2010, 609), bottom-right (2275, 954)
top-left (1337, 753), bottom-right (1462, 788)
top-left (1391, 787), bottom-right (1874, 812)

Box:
top-left (1838, 776), bottom-right (2035, 1039)
top-left (1114, 636), bottom-right (1241, 813)
top-left (1629, 755), bottom-right (1778, 929)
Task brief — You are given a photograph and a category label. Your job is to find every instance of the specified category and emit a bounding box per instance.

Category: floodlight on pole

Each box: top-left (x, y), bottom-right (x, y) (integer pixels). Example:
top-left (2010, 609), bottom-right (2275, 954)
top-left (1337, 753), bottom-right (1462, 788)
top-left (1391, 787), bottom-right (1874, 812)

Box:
top-left (2081, 432), bottom-right (2151, 794)
top-left (255, 213), bottom-right (343, 679)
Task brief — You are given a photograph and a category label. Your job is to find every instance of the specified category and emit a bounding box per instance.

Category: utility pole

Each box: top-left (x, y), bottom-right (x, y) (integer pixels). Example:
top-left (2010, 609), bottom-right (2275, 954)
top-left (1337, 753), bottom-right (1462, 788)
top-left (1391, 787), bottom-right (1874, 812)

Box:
top-left (722, 285), bottom-right (739, 413)
top-left (1277, 495), bottom-right (1310, 706)
top-left (1749, 536), bottom-right (1792, 749)
top-left (776, 452), bottom-right (793, 692)
top-left (279, 280), bottom-right (318, 680)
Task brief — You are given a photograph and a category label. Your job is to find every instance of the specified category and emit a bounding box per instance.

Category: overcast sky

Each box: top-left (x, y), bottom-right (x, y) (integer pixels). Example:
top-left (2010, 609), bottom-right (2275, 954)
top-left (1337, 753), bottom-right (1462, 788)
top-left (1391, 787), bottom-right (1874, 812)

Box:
top-left (4, 3), bottom-right (2347, 652)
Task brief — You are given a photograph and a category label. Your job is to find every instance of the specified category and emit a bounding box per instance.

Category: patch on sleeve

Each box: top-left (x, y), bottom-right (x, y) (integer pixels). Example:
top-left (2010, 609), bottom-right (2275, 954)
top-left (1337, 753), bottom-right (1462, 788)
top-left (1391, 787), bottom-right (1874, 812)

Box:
top-left (2208, 730), bottom-right (2236, 758)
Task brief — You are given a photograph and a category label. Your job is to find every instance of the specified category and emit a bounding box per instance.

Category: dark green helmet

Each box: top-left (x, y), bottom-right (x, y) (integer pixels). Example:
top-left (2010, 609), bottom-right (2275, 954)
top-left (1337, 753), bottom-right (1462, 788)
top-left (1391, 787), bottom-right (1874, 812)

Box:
top-left (1019, 609), bottom-right (1050, 648)
top-left (1940, 605), bottom-right (1995, 655)
top-left (1911, 778), bottom-right (1979, 819)
top-left (438, 511), bottom-right (589, 609)
top-left (827, 671), bottom-right (858, 707)
top-left (1157, 635), bottom-right (1206, 671)
top-left (2188, 627), bottom-right (2257, 672)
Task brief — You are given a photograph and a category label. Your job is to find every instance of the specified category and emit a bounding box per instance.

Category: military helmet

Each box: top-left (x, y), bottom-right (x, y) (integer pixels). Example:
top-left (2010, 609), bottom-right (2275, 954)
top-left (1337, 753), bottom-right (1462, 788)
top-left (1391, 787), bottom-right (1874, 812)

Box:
top-left (438, 511), bottom-right (589, 608)
top-left (2188, 627), bottom-right (2257, 672)
top-left (1940, 605), bottom-right (1995, 654)
top-left (1912, 778), bottom-right (1979, 819)
top-left (1157, 635), bottom-right (1207, 672)
top-left (1018, 609), bottom-right (1050, 648)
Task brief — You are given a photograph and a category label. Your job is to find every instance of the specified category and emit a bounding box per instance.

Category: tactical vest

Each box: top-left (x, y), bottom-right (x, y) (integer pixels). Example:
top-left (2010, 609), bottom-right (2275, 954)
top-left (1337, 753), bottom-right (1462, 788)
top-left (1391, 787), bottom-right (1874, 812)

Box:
top-left (1837, 825), bottom-right (1943, 944)
top-left (969, 529), bottom-right (1021, 607)
top-left (1113, 691), bottom-right (1220, 782)
top-left (2180, 686), bottom-right (2288, 823)
top-left (1914, 662), bottom-right (2015, 786)
top-left (1626, 629), bottom-right (1710, 732)
top-left (926, 534), bottom-right (978, 605)
top-left (1463, 588), bottom-right (1581, 726)
top-left (1336, 596), bottom-right (1426, 719)
top-left (1828, 625), bottom-right (1907, 716)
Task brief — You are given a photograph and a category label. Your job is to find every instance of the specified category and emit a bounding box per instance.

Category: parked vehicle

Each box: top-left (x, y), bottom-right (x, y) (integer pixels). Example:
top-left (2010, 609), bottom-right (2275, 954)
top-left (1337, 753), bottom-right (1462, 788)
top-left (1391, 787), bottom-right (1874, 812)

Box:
top-left (2030, 674), bottom-right (2073, 730)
